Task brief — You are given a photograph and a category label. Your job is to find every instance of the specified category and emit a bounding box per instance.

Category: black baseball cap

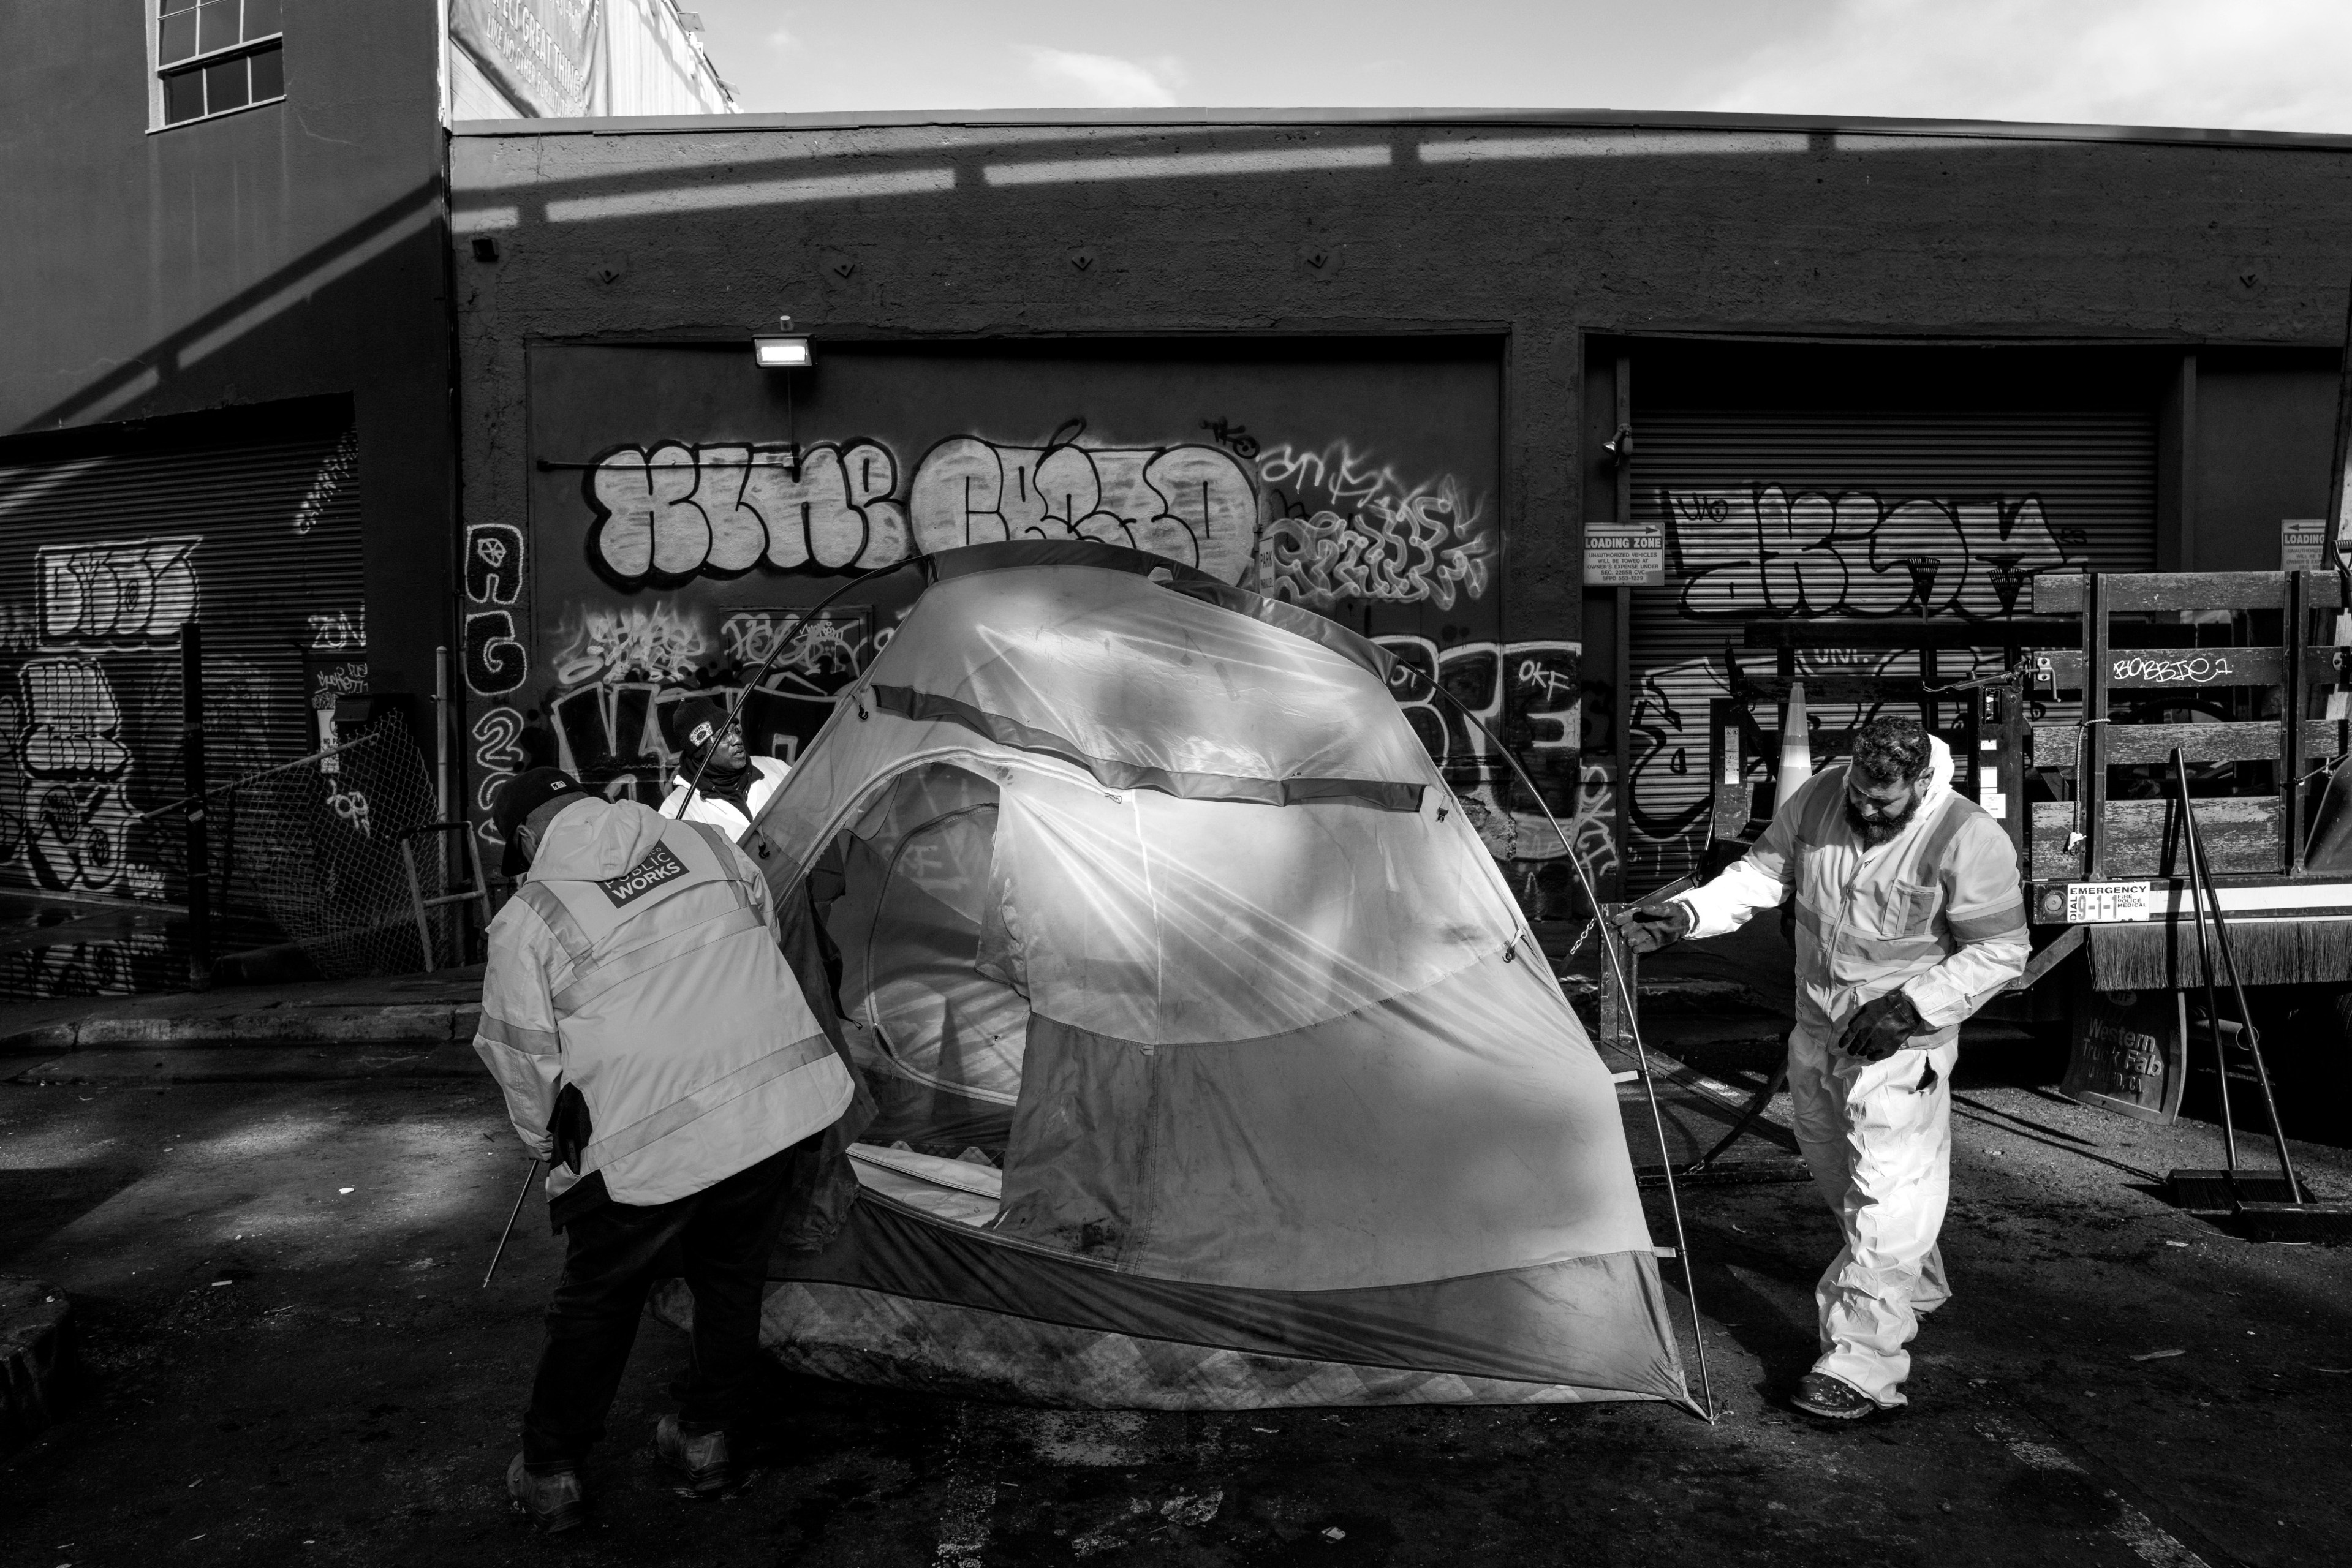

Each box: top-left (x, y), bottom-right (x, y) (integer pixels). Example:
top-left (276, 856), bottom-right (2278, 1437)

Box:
top-left (495, 767), bottom-right (584, 876)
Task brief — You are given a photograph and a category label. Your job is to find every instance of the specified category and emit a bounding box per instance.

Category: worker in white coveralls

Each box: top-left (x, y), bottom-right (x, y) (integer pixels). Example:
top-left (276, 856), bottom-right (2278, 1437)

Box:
top-left (475, 767), bottom-right (853, 1532)
top-left (660, 694), bottom-right (790, 839)
top-left (1609, 715), bottom-right (2027, 1421)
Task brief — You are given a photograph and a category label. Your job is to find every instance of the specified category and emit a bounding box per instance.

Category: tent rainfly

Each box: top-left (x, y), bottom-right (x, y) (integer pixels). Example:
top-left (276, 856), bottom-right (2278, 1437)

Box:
top-left (722, 540), bottom-right (1692, 1409)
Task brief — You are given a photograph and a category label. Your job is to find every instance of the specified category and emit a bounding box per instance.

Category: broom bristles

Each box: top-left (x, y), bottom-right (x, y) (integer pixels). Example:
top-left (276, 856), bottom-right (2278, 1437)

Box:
top-left (2088, 918), bottom-right (2352, 992)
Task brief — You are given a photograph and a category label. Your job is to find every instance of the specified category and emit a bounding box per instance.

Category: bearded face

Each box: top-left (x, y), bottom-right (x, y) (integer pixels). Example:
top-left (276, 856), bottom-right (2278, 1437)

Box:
top-left (1844, 768), bottom-right (1926, 846)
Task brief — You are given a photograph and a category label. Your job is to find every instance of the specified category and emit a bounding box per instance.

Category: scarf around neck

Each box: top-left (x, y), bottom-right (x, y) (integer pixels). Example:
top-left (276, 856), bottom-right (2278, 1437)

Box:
top-left (687, 752), bottom-right (754, 815)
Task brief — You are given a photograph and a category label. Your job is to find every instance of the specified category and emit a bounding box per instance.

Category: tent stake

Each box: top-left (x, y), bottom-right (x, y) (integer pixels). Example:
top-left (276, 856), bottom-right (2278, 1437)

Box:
top-left (483, 1158), bottom-right (542, 1290)
top-left (1401, 665), bottom-right (1718, 1423)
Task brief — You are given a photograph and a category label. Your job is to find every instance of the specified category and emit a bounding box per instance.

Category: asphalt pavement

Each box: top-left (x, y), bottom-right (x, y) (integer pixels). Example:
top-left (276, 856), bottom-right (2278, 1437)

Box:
top-left (1, 1048), bottom-right (2346, 1566)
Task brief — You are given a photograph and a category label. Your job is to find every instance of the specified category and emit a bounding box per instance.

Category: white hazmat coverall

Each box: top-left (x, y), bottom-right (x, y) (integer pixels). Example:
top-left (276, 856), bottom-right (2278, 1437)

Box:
top-left (1669, 736), bottom-right (2027, 1405)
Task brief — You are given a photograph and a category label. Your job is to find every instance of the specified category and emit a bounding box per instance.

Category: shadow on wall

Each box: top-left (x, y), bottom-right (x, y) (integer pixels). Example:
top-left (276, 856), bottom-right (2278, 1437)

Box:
top-left (17, 179), bottom-right (444, 437)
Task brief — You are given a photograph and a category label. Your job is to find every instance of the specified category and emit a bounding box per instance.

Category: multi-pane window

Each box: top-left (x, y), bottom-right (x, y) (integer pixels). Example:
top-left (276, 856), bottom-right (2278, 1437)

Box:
top-left (157, 0), bottom-right (284, 126)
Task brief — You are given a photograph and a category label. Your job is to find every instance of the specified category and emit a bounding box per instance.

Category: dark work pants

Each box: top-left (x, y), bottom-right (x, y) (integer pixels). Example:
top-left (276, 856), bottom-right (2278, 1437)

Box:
top-left (520, 1136), bottom-right (812, 1472)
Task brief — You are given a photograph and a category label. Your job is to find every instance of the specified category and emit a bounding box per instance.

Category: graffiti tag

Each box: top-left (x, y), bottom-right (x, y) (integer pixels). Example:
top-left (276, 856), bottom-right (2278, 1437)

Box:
top-left (472, 706), bottom-right (527, 843)
top-left (1666, 486), bottom-right (2075, 620)
top-left (464, 611), bottom-right (528, 696)
top-left (716, 611), bottom-right (868, 677)
top-left (466, 523), bottom-right (524, 605)
top-left (1257, 444), bottom-right (1492, 612)
top-left (588, 440), bottom-right (908, 582)
top-left (586, 426), bottom-right (1258, 587)
top-left (307, 609), bottom-right (365, 651)
top-left (551, 601), bottom-right (706, 690)
top-left (292, 429), bottom-right (359, 535)
top-left (2110, 655), bottom-right (2233, 684)
top-left (36, 538), bottom-right (200, 645)
top-left (1377, 635), bottom-right (1595, 876)
top-left (908, 424), bottom-right (1256, 581)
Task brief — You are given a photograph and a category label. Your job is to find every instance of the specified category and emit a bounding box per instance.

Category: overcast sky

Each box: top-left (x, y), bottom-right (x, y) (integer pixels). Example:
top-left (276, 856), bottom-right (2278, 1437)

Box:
top-left (686, 0), bottom-right (2352, 133)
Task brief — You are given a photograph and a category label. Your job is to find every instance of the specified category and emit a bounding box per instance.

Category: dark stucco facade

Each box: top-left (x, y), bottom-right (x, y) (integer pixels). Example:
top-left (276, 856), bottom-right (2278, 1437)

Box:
top-left (449, 110), bottom-right (2352, 900)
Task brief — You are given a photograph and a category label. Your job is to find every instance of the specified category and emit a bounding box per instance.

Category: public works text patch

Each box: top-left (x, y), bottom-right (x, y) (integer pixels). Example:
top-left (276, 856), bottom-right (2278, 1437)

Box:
top-left (597, 842), bottom-right (688, 907)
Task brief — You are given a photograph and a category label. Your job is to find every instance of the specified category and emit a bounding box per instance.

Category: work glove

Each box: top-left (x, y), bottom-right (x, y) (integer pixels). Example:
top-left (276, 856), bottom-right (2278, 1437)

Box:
top-left (1610, 899), bottom-right (1693, 956)
top-left (1837, 990), bottom-right (1925, 1062)
top-left (550, 1082), bottom-right (594, 1175)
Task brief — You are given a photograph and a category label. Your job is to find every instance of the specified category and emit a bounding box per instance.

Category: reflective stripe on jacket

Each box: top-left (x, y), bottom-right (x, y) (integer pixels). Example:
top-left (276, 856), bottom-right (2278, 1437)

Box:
top-left (472, 796), bottom-right (852, 1207)
top-left (1676, 737), bottom-right (2028, 1046)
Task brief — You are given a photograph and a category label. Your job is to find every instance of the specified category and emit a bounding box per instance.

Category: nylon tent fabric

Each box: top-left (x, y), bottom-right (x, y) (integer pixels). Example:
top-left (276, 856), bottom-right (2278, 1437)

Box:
top-left (715, 543), bottom-right (1690, 1409)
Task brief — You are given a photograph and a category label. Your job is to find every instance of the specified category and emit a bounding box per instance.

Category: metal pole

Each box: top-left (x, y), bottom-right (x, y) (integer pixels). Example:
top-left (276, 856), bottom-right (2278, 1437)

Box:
top-left (2170, 750), bottom-right (2237, 1174)
top-left (482, 1158), bottom-right (542, 1289)
top-left (434, 644), bottom-right (455, 962)
top-left (180, 622), bottom-right (211, 992)
top-left (434, 643), bottom-right (451, 823)
top-left (2180, 758), bottom-right (2305, 1205)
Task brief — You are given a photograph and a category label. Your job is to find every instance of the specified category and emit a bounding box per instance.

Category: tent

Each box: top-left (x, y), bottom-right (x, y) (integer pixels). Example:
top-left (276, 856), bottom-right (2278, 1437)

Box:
top-left (730, 540), bottom-right (1690, 1409)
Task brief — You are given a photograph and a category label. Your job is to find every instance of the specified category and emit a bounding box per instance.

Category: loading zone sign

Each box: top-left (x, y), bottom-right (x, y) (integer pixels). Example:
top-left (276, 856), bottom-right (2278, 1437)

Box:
top-left (1586, 520), bottom-right (1665, 586)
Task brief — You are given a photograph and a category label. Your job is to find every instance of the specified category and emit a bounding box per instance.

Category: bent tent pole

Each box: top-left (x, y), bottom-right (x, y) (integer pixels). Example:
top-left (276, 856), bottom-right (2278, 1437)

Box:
top-left (1397, 663), bottom-right (1718, 1423)
top-left (668, 556), bottom-right (932, 818)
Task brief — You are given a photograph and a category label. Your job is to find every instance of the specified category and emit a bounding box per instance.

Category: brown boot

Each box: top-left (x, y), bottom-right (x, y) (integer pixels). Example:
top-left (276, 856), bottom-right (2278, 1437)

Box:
top-left (656, 1414), bottom-right (730, 1496)
top-left (507, 1452), bottom-right (586, 1532)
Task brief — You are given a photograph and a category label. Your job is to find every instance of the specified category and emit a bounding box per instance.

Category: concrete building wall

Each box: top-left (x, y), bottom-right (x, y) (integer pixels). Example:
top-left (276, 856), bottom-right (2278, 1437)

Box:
top-left (449, 114), bottom-right (2352, 616)
top-left (445, 111), bottom-right (2352, 890)
top-left (0, 0), bottom-right (456, 706)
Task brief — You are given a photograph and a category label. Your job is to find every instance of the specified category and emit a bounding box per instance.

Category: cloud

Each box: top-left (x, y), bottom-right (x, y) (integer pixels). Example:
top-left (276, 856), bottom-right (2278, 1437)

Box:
top-left (1702, 0), bottom-right (2352, 135)
top-left (1018, 46), bottom-right (1184, 108)
top-left (766, 26), bottom-right (798, 53)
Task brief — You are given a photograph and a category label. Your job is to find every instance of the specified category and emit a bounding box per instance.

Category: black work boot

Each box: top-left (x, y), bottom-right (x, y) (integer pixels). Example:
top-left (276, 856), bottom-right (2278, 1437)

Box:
top-left (1790, 1371), bottom-right (1879, 1421)
top-left (507, 1452), bottom-right (586, 1532)
top-left (656, 1414), bottom-right (730, 1496)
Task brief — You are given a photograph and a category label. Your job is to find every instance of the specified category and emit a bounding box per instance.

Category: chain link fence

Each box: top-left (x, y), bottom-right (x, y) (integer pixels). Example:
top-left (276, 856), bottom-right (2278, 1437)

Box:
top-left (231, 715), bottom-right (461, 979)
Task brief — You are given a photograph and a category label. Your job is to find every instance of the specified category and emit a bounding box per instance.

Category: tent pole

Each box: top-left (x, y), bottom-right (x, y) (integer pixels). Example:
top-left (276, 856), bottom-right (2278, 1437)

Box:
top-left (670, 556), bottom-right (929, 817)
top-left (1400, 665), bottom-right (1718, 1423)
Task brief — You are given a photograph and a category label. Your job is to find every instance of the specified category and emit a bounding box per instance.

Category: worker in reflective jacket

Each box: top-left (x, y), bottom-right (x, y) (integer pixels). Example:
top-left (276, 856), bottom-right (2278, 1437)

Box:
top-left (660, 695), bottom-right (790, 841)
top-left (1610, 715), bottom-right (2027, 1422)
top-left (475, 767), bottom-right (853, 1531)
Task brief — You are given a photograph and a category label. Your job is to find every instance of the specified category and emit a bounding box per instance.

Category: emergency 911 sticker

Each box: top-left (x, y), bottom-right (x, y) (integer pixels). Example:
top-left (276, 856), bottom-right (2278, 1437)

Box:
top-left (2064, 881), bottom-right (2152, 924)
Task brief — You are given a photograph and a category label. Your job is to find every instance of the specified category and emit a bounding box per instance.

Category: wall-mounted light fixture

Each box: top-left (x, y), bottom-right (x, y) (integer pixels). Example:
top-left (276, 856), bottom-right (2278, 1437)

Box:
top-left (752, 315), bottom-right (813, 369)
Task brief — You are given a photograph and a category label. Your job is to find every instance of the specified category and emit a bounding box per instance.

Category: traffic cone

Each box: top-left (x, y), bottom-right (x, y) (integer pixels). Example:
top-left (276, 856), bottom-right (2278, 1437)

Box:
top-left (1774, 680), bottom-right (1813, 809)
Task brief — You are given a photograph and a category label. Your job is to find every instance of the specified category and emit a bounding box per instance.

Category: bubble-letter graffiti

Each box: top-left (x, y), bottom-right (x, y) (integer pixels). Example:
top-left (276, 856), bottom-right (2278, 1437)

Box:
top-left (472, 705), bottom-right (527, 852)
top-left (36, 538), bottom-right (200, 644)
top-left (587, 440), bottom-right (909, 582)
top-left (743, 440), bottom-right (907, 570)
top-left (465, 610), bottom-right (529, 695)
top-left (15, 657), bottom-right (135, 894)
top-left (908, 423), bottom-right (1255, 584)
top-left (587, 442), bottom-right (709, 581)
top-left (466, 523), bottom-right (525, 605)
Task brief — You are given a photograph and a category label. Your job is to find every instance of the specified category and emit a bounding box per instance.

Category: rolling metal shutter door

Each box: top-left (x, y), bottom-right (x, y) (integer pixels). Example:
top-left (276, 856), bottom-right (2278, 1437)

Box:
top-left (0, 416), bottom-right (364, 972)
top-left (1624, 408), bottom-right (2157, 890)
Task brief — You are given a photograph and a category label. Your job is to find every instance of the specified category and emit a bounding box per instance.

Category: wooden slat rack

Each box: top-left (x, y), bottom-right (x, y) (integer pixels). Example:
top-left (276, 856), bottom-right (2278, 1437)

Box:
top-left (2024, 569), bottom-right (2352, 928)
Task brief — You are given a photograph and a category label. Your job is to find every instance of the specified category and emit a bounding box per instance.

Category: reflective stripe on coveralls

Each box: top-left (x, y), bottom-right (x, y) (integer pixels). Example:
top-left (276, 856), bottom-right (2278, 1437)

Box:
top-left (477, 804), bottom-right (852, 1209)
top-left (1674, 745), bottom-right (2027, 1406)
